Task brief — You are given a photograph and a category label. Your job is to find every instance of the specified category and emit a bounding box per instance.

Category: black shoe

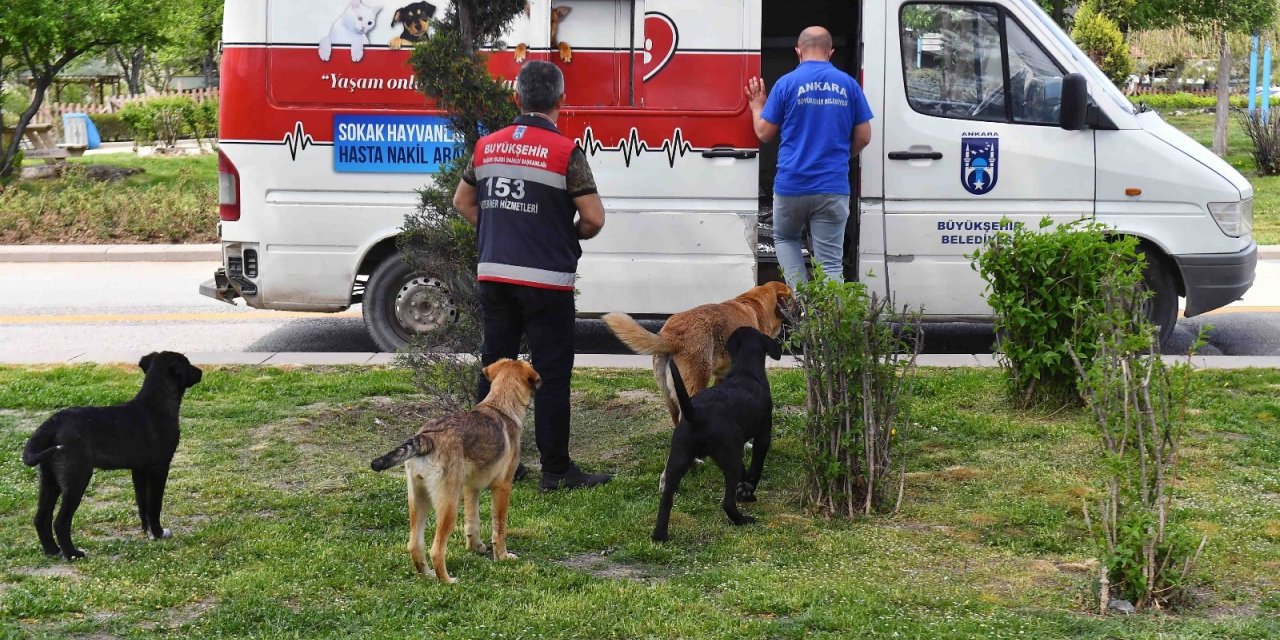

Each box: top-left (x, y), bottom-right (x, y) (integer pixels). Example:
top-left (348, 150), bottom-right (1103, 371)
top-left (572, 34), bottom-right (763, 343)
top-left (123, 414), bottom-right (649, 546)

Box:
top-left (540, 463), bottom-right (611, 491)
top-left (514, 463), bottom-right (529, 482)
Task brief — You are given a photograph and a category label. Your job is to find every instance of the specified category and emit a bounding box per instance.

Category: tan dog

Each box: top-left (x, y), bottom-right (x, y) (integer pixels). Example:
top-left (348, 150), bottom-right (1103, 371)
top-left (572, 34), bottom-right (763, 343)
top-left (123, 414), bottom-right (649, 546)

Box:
top-left (370, 359), bottom-right (540, 583)
top-left (603, 281), bottom-right (792, 425)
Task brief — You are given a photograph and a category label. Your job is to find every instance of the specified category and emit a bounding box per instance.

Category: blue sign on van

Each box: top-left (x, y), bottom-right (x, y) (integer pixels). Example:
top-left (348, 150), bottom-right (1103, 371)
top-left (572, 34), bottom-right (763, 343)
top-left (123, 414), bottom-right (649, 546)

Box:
top-left (961, 135), bottom-right (998, 195)
top-left (333, 114), bottom-right (458, 173)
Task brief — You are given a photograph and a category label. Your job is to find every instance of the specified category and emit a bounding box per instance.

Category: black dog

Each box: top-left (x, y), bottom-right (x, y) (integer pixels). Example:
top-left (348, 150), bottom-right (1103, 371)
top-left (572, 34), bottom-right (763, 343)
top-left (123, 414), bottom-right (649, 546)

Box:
top-left (389, 1), bottom-right (437, 49)
top-left (22, 352), bottom-right (202, 560)
top-left (652, 327), bottom-right (780, 542)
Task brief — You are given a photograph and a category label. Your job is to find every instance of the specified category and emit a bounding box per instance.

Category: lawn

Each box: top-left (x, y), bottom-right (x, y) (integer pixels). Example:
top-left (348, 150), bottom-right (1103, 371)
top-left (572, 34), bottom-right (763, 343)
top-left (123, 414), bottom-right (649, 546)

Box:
top-left (1, 154), bottom-right (218, 244)
top-left (0, 366), bottom-right (1276, 638)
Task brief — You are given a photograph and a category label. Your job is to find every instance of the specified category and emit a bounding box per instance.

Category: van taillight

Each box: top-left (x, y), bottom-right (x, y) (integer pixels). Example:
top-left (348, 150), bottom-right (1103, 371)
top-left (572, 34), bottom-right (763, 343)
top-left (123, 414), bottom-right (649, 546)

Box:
top-left (218, 149), bottom-right (241, 222)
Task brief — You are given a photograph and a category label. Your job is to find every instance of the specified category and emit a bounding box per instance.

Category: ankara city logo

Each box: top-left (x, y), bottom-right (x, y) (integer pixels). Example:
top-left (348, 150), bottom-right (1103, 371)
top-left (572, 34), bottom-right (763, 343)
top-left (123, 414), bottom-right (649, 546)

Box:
top-left (961, 135), bottom-right (998, 196)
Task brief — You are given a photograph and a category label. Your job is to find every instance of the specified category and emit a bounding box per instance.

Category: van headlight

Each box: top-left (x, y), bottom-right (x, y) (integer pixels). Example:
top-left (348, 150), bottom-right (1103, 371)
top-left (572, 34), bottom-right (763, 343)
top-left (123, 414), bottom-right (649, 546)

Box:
top-left (1208, 199), bottom-right (1253, 237)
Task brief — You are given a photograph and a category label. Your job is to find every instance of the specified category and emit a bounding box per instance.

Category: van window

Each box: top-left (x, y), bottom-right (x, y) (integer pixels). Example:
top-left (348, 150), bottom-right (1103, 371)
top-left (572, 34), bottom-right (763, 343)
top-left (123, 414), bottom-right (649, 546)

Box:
top-left (900, 3), bottom-right (1063, 125)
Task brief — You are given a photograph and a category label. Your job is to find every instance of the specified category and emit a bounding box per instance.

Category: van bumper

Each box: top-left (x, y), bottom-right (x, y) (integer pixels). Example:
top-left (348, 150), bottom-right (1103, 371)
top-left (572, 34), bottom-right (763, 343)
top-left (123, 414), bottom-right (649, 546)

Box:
top-left (1174, 241), bottom-right (1257, 317)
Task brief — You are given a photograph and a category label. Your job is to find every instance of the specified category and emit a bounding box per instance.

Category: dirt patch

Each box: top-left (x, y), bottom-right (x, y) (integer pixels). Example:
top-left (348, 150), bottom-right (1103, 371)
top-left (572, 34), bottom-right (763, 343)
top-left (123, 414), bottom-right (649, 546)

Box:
top-left (169, 597), bottom-right (218, 628)
top-left (555, 552), bottom-right (666, 583)
top-left (17, 565), bottom-right (82, 580)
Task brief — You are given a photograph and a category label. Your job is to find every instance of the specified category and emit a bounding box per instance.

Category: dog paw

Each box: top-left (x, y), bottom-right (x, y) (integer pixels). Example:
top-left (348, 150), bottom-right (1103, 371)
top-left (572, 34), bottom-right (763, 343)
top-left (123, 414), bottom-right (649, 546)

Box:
top-left (496, 551), bottom-right (518, 561)
top-left (468, 540), bottom-right (488, 554)
top-left (514, 43), bottom-right (528, 63)
top-left (732, 515), bottom-right (756, 526)
top-left (42, 546), bottom-right (62, 557)
top-left (150, 528), bottom-right (172, 540)
top-left (559, 42), bottom-right (573, 63)
top-left (63, 548), bottom-right (86, 561)
top-left (651, 531), bottom-right (669, 543)
top-left (441, 575), bottom-right (457, 584)
top-left (736, 482), bottom-right (757, 502)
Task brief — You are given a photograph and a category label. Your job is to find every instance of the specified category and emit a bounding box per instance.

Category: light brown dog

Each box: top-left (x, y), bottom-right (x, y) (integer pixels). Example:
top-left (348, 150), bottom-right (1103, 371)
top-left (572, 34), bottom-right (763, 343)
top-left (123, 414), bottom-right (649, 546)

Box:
top-left (603, 281), bottom-right (792, 425)
top-left (370, 359), bottom-right (540, 583)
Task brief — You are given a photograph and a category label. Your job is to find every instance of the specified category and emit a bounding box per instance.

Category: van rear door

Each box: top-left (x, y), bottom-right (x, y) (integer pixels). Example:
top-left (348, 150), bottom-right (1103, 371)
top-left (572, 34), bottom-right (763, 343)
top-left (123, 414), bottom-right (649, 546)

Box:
top-left (881, 0), bottom-right (1094, 316)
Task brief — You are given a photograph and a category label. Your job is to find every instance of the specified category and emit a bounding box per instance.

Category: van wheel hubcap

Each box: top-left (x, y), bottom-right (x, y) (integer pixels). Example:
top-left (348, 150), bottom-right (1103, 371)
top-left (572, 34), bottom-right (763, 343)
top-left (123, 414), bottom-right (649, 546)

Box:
top-left (394, 276), bottom-right (457, 334)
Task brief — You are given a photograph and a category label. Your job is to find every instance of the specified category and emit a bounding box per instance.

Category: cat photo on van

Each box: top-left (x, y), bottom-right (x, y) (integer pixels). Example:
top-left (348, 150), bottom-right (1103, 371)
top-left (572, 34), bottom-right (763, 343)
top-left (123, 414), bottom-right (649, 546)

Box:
top-left (319, 0), bottom-right (382, 63)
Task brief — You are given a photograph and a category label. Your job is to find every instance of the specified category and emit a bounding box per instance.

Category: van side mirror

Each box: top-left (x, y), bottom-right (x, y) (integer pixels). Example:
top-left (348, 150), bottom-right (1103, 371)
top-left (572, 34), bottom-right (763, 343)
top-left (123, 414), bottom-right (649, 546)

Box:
top-left (1060, 73), bottom-right (1089, 131)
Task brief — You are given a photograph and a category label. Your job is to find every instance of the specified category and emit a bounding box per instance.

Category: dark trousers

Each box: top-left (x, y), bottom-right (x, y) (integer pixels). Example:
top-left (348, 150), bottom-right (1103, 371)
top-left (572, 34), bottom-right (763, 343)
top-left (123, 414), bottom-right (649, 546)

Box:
top-left (476, 281), bottom-right (575, 475)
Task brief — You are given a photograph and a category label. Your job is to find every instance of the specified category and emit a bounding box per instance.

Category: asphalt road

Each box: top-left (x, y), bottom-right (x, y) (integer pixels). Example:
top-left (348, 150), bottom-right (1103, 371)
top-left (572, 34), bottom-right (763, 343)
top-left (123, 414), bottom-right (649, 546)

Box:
top-left (2, 260), bottom-right (1279, 360)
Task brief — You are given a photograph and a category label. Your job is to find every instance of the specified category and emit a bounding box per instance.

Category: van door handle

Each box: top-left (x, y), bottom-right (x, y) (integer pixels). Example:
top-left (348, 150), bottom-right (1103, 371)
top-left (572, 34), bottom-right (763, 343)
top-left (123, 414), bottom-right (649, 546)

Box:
top-left (701, 148), bottom-right (758, 159)
top-left (888, 151), bottom-right (943, 160)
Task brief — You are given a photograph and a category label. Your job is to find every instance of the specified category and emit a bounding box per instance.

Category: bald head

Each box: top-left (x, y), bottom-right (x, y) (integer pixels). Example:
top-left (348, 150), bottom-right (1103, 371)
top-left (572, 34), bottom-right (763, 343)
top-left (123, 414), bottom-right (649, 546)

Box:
top-left (797, 26), bottom-right (833, 53)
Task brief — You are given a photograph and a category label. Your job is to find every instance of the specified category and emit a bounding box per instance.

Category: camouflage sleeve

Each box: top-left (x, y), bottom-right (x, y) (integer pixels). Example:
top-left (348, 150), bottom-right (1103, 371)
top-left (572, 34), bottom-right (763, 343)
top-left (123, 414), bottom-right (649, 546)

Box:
top-left (566, 148), bottom-right (598, 198)
top-left (461, 156), bottom-right (477, 186)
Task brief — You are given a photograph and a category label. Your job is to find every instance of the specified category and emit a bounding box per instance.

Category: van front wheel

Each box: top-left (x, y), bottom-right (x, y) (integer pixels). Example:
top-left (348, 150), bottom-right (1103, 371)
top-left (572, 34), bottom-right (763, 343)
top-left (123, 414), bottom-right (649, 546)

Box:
top-left (363, 255), bottom-right (457, 352)
top-left (1140, 249), bottom-right (1178, 349)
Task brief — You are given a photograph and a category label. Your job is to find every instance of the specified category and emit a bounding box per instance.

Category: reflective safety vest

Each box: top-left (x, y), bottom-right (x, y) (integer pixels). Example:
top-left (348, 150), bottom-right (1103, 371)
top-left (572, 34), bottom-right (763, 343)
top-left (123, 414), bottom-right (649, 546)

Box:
top-left (473, 115), bottom-right (580, 291)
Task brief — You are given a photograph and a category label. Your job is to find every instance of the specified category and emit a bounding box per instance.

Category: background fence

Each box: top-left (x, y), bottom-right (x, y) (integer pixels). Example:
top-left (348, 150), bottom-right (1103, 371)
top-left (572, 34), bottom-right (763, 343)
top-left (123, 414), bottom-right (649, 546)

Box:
top-left (33, 87), bottom-right (216, 125)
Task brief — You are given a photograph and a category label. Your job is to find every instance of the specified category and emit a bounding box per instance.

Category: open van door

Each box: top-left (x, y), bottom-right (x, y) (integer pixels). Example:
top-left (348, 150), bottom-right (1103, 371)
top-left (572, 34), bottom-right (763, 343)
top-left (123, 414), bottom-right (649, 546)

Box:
top-left (881, 0), bottom-right (1094, 317)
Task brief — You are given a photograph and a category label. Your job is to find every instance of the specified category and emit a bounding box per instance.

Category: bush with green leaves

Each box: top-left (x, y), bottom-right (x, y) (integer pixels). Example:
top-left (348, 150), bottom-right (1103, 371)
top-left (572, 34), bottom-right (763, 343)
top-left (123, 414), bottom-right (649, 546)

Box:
top-left (787, 273), bottom-right (921, 518)
top-left (1131, 93), bottom-right (1280, 111)
top-left (1071, 1), bottom-right (1132, 84)
top-left (971, 217), bottom-right (1148, 407)
top-left (118, 96), bottom-right (217, 148)
top-left (1069, 274), bottom-right (1204, 612)
top-left (89, 113), bottom-right (132, 142)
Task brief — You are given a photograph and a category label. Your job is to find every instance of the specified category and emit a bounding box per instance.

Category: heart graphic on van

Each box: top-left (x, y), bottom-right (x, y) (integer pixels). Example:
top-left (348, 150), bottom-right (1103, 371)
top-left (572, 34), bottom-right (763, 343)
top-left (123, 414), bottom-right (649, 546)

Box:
top-left (642, 12), bottom-right (678, 82)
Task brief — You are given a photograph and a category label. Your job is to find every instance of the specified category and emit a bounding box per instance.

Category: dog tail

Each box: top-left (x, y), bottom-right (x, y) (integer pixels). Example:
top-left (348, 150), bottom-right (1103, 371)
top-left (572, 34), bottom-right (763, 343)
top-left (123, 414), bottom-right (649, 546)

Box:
top-left (667, 359), bottom-right (698, 426)
top-left (602, 312), bottom-right (670, 355)
top-left (370, 433), bottom-right (435, 472)
top-left (21, 420), bottom-right (63, 467)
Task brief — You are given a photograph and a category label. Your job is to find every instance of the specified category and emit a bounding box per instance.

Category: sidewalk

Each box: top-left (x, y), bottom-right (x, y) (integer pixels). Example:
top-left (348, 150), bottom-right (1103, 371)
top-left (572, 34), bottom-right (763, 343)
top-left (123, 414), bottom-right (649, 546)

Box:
top-left (2, 244), bottom-right (1277, 263)
top-left (6, 352), bottom-right (1280, 369)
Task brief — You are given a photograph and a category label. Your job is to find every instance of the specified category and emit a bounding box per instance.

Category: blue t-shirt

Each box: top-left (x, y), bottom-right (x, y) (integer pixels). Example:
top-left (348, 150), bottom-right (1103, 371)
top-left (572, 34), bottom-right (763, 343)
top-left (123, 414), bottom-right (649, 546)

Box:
top-left (762, 61), bottom-right (874, 196)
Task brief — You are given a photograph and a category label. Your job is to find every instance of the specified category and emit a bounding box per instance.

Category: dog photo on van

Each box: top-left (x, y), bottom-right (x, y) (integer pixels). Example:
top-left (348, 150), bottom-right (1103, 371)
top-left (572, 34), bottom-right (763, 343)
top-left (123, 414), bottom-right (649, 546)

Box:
top-left (389, 1), bottom-right (436, 49)
top-left (319, 0), bottom-right (382, 62)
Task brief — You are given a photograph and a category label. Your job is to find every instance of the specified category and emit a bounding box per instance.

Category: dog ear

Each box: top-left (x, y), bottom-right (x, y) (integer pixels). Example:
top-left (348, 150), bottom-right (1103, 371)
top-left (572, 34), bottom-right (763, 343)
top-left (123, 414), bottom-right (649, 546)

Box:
top-left (424, 2), bottom-right (437, 18)
top-left (763, 335), bottom-right (782, 361)
top-left (139, 352), bottom-right (158, 373)
top-left (482, 361), bottom-right (501, 382)
top-left (392, 8), bottom-right (402, 24)
top-left (553, 5), bottom-right (572, 19)
top-left (527, 369), bottom-right (542, 390)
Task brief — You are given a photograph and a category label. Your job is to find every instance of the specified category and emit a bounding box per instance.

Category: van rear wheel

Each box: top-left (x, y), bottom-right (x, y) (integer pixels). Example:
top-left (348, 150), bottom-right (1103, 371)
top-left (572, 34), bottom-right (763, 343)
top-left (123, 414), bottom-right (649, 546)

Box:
top-left (1140, 248), bottom-right (1178, 350)
top-left (363, 255), bottom-right (457, 352)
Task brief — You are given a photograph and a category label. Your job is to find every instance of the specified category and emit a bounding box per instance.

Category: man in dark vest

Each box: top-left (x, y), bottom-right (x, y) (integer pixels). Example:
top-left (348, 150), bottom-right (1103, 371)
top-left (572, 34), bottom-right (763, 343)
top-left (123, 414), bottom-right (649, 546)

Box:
top-left (453, 60), bottom-right (610, 491)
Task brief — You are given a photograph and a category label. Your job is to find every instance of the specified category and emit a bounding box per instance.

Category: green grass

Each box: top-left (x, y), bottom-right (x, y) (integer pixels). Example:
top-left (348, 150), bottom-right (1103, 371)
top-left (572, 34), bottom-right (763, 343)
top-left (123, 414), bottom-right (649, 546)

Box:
top-left (0, 366), bottom-right (1277, 638)
top-left (1, 154), bottom-right (218, 244)
top-left (1159, 111), bottom-right (1280, 244)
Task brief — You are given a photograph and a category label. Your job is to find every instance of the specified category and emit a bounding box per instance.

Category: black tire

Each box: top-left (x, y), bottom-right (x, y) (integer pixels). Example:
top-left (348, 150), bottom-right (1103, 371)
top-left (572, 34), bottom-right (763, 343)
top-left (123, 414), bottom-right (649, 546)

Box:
top-left (362, 255), bottom-right (457, 353)
top-left (1139, 247), bottom-right (1178, 349)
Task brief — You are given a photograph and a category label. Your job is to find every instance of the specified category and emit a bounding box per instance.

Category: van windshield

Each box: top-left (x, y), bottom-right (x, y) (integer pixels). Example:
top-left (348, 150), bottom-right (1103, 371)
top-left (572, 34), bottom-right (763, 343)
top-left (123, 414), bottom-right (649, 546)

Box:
top-left (1020, 0), bottom-right (1135, 115)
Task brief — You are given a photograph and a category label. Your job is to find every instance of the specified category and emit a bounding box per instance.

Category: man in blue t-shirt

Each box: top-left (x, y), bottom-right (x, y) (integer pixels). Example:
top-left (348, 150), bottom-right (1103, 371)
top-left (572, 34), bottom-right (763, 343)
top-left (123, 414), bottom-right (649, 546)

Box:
top-left (747, 26), bottom-right (873, 287)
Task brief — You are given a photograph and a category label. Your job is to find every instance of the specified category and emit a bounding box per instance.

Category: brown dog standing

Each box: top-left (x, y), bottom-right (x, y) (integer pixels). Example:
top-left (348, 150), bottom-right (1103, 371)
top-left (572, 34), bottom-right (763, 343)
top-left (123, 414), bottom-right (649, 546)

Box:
top-left (603, 281), bottom-right (791, 425)
top-left (370, 359), bottom-right (540, 583)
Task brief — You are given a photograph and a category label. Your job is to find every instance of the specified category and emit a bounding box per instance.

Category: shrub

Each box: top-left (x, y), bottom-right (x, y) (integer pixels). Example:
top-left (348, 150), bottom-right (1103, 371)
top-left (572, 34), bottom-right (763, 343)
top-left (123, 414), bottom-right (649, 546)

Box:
top-left (1130, 93), bottom-right (1280, 111)
top-left (1069, 276), bottom-right (1205, 611)
top-left (119, 97), bottom-right (200, 148)
top-left (89, 113), bottom-right (132, 142)
top-left (971, 217), bottom-right (1148, 407)
top-left (190, 98), bottom-right (219, 144)
top-left (1237, 109), bottom-right (1280, 175)
top-left (1071, 2), bottom-right (1132, 85)
top-left (787, 273), bottom-right (922, 518)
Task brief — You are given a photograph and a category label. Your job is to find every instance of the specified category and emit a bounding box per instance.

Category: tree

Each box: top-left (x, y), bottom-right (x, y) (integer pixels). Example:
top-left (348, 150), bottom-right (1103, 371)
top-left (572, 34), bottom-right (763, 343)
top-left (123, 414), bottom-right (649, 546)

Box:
top-left (0, 0), bottom-right (167, 179)
top-left (394, 0), bottom-right (524, 408)
top-left (1073, 2), bottom-right (1134, 83)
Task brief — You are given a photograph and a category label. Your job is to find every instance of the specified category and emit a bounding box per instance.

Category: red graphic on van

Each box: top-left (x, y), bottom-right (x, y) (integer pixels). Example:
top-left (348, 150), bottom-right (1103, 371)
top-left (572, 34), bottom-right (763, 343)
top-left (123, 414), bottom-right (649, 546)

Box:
top-left (642, 12), bottom-right (678, 82)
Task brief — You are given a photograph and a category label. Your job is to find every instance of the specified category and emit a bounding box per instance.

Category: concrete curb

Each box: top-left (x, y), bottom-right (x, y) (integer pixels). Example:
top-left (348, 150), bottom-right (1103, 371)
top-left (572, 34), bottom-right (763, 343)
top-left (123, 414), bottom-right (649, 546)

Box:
top-left (0, 244), bottom-right (220, 263)
top-left (3, 352), bottom-right (1278, 369)
top-left (1, 244), bottom-right (1277, 263)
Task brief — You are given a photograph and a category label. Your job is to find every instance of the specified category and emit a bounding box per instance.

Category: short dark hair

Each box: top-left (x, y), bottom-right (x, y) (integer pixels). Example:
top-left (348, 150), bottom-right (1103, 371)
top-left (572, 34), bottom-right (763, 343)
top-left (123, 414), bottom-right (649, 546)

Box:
top-left (516, 61), bottom-right (564, 113)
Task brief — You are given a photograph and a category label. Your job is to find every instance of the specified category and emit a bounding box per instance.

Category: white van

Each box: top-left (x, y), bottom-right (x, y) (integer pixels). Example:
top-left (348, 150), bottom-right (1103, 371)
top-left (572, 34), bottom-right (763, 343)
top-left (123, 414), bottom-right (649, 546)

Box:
top-left (204, 0), bottom-right (1256, 350)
